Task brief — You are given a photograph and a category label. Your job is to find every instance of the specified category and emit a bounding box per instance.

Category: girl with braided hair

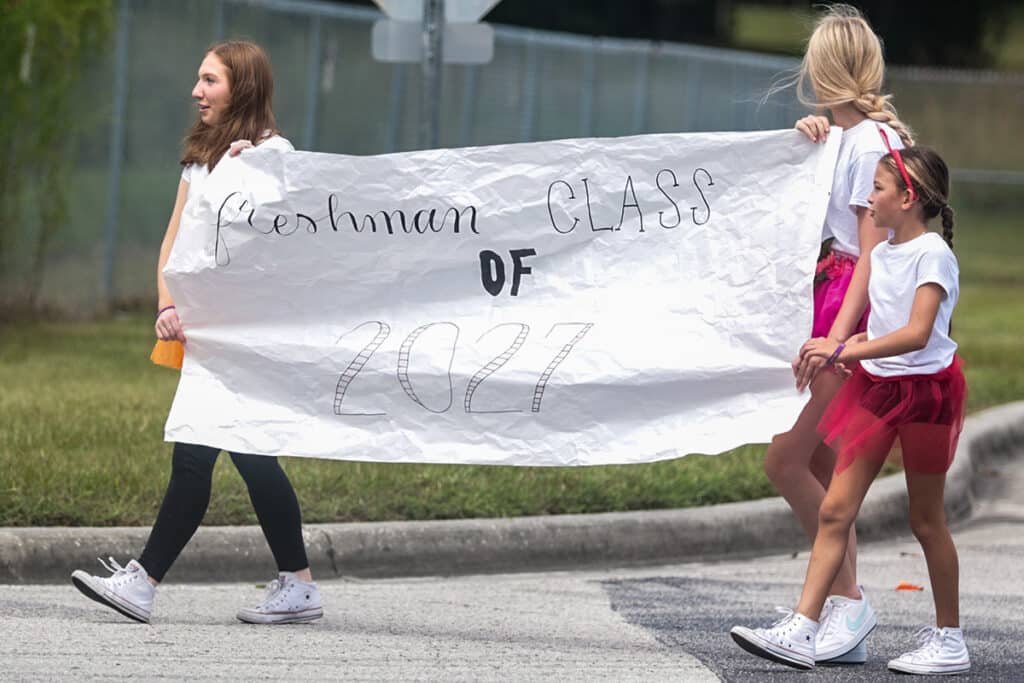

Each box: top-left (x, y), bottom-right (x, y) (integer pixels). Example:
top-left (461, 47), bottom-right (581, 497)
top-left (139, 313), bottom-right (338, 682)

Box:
top-left (760, 4), bottom-right (915, 665)
top-left (733, 144), bottom-right (968, 675)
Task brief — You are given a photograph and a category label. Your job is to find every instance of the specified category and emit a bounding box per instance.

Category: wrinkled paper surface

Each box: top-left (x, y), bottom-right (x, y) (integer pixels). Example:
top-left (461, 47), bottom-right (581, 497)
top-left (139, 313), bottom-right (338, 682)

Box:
top-left (164, 129), bottom-right (841, 465)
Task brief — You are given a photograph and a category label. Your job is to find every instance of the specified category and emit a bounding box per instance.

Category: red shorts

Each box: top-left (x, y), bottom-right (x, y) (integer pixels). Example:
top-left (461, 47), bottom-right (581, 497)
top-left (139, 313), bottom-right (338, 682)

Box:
top-left (818, 356), bottom-right (967, 474)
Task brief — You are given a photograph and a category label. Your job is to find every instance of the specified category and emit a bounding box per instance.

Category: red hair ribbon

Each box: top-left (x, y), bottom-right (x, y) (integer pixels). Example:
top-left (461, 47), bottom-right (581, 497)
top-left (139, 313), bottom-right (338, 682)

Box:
top-left (878, 126), bottom-right (917, 201)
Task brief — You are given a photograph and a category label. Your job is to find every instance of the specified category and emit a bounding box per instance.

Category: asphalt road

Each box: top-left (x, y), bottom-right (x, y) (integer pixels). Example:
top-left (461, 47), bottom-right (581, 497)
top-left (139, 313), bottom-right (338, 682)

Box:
top-left (4, 455), bottom-right (1021, 681)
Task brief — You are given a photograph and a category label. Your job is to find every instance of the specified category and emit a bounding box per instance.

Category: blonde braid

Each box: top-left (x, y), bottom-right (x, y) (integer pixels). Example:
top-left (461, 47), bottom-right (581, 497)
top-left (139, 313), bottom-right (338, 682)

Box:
top-left (853, 92), bottom-right (915, 147)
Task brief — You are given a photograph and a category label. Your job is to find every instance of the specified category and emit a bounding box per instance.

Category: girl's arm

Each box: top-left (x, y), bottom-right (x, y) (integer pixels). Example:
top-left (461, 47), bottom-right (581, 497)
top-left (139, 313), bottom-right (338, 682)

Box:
top-left (826, 206), bottom-right (885, 341)
top-left (155, 178), bottom-right (190, 342)
top-left (793, 207), bottom-right (884, 390)
top-left (800, 283), bottom-right (945, 365)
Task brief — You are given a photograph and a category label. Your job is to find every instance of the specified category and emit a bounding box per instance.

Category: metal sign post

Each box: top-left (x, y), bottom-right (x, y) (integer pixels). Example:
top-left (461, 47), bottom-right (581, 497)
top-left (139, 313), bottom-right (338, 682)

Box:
top-left (421, 0), bottom-right (443, 149)
top-left (372, 0), bottom-right (501, 149)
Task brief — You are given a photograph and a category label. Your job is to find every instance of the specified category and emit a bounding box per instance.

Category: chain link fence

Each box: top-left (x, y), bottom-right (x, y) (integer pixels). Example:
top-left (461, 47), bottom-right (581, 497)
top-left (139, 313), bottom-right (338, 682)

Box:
top-left (4, 0), bottom-right (1021, 314)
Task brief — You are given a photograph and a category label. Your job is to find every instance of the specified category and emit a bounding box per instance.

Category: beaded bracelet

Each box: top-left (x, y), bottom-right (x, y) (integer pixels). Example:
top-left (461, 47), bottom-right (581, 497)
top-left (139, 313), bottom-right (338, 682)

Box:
top-left (825, 342), bottom-right (845, 367)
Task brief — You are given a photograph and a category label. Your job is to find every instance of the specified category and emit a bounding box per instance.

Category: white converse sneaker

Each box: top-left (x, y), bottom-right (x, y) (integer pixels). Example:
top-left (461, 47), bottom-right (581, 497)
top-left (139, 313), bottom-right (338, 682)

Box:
top-left (815, 587), bottom-right (877, 663)
top-left (71, 558), bottom-right (155, 623)
top-left (888, 626), bottom-right (971, 675)
top-left (730, 608), bottom-right (818, 670)
top-left (236, 572), bottom-right (323, 624)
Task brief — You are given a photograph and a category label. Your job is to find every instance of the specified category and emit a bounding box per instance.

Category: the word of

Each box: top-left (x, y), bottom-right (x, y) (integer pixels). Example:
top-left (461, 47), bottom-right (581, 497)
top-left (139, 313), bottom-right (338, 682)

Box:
top-left (479, 248), bottom-right (537, 296)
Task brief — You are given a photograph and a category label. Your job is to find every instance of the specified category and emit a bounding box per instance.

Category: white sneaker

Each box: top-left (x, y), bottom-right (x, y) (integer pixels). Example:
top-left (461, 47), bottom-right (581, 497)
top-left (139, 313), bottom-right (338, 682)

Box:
top-left (236, 572), bottom-right (323, 624)
top-left (71, 558), bottom-right (155, 623)
top-left (815, 587), bottom-right (877, 663)
top-left (888, 626), bottom-right (971, 675)
top-left (730, 609), bottom-right (818, 670)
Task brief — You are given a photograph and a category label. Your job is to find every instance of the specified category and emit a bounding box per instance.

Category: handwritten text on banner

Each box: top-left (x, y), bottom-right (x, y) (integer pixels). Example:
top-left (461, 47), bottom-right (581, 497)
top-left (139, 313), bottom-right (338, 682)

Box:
top-left (163, 129), bottom-right (841, 466)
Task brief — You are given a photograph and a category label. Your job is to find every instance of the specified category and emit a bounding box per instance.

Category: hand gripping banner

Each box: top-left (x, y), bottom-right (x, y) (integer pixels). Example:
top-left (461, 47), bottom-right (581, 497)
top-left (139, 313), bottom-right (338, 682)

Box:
top-left (163, 129), bottom-right (841, 466)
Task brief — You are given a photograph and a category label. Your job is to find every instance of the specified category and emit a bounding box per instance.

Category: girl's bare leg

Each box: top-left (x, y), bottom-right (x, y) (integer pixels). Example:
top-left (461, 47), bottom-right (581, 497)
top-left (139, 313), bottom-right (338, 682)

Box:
top-left (764, 370), bottom-right (860, 598)
top-left (796, 454), bottom-right (886, 619)
top-left (905, 468), bottom-right (959, 627)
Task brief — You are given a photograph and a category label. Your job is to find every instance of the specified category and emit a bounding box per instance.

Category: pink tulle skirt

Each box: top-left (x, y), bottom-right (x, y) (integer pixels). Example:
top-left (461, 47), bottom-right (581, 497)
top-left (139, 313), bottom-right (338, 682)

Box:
top-left (812, 250), bottom-right (869, 338)
top-left (818, 356), bottom-right (967, 474)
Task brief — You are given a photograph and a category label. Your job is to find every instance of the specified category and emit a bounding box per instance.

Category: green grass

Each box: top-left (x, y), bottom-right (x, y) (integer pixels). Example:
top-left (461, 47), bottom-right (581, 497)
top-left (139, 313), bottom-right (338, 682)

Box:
top-left (0, 321), bottom-right (771, 526)
top-left (1, 207), bottom-right (1021, 527)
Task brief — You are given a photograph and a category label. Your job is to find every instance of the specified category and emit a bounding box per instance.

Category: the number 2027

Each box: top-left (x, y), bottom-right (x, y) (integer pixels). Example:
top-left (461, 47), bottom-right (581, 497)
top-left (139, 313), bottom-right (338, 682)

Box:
top-left (333, 321), bottom-right (593, 416)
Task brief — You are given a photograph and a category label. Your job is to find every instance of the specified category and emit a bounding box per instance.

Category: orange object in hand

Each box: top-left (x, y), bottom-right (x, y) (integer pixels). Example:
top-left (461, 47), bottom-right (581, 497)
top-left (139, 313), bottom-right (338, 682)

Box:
top-left (150, 340), bottom-right (184, 369)
top-left (895, 581), bottom-right (924, 591)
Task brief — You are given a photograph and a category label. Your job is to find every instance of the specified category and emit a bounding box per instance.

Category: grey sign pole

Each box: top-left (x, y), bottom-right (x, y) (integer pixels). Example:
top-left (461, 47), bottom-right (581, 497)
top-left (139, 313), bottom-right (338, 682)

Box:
top-left (420, 0), bottom-right (444, 149)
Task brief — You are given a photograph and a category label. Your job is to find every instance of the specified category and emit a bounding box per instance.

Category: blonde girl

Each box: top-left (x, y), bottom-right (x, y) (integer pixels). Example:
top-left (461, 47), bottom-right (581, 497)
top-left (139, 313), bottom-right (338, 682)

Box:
top-left (762, 4), bottom-right (915, 664)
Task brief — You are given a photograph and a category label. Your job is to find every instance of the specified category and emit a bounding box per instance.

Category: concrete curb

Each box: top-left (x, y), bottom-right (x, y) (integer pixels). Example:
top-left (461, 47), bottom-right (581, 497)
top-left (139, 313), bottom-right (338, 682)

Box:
top-left (3, 402), bottom-right (1022, 584)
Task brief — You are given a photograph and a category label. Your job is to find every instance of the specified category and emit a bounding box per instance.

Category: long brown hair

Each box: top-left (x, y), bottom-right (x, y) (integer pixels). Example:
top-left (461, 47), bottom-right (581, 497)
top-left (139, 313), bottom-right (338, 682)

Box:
top-left (180, 41), bottom-right (279, 171)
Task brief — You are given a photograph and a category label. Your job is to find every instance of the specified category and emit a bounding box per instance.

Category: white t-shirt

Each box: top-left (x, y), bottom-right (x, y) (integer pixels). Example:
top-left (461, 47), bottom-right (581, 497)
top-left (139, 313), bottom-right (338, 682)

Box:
top-left (861, 232), bottom-right (959, 377)
top-left (180, 134), bottom-right (293, 202)
top-left (822, 119), bottom-right (904, 256)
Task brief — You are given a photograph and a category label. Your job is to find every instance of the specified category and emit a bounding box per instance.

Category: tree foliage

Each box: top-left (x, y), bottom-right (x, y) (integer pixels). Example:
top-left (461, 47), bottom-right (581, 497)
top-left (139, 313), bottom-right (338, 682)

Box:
top-left (853, 1), bottom-right (1015, 68)
top-left (0, 0), bottom-right (112, 311)
top-left (485, 0), bottom-right (732, 44)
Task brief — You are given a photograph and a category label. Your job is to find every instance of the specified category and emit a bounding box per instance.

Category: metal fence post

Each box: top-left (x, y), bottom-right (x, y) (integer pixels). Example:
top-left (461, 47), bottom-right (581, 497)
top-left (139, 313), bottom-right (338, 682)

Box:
top-left (303, 14), bottom-right (323, 151)
top-left (632, 49), bottom-right (650, 134)
top-left (519, 34), bottom-right (538, 141)
top-left (214, 0), bottom-right (226, 39)
top-left (458, 65), bottom-right (479, 147)
top-left (102, 0), bottom-right (130, 312)
top-left (579, 40), bottom-right (596, 137)
top-left (386, 64), bottom-right (407, 152)
top-left (683, 58), bottom-right (701, 132)
top-left (420, 0), bottom-right (444, 149)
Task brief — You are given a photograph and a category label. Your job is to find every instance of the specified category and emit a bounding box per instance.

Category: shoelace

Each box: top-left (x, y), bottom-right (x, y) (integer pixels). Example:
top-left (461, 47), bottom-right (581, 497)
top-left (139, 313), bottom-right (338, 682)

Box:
top-left (817, 599), bottom-right (837, 639)
top-left (761, 606), bottom-right (801, 637)
top-left (908, 626), bottom-right (944, 658)
top-left (98, 556), bottom-right (126, 574)
top-left (96, 557), bottom-right (137, 586)
top-left (258, 576), bottom-right (292, 609)
top-left (770, 606), bottom-right (794, 625)
top-left (263, 578), bottom-right (283, 602)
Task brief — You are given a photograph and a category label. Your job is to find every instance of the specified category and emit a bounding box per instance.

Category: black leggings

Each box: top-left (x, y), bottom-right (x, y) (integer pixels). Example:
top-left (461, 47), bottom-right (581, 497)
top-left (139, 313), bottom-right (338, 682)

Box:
top-left (138, 442), bottom-right (309, 582)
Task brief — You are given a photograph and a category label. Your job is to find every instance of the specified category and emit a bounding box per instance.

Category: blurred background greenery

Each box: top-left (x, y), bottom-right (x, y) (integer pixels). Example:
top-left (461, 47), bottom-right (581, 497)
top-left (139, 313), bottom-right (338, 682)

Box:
top-left (1, 1), bottom-right (1020, 525)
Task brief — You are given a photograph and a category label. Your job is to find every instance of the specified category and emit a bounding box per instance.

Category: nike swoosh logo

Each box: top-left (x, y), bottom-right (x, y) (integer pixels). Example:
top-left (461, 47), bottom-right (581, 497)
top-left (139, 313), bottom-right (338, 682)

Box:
top-left (846, 603), bottom-right (870, 631)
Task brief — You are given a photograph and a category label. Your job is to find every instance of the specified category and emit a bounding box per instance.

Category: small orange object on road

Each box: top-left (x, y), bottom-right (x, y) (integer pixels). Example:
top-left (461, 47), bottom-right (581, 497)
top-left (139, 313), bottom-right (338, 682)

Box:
top-left (895, 582), bottom-right (924, 591)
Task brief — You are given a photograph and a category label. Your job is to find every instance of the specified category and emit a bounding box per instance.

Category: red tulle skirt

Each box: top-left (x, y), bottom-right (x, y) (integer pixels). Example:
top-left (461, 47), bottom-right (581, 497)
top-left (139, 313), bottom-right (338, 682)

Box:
top-left (812, 250), bottom-right (870, 338)
top-left (818, 356), bottom-right (967, 474)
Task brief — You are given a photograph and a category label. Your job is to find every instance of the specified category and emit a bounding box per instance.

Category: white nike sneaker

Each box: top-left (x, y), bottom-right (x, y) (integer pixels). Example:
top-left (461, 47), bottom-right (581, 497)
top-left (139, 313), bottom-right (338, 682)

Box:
top-left (71, 558), bottom-right (156, 623)
top-left (236, 572), bottom-right (323, 624)
top-left (730, 609), bottom-right (818, 670)
top-left (815, 587), bottom-right (877, 663)
top-left (888, 626), bottom-right (971, 675)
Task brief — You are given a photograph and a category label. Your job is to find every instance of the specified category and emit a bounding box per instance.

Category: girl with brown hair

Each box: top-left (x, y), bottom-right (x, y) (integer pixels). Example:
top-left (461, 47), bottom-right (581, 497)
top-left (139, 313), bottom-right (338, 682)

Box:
top-left (71, 41), bottom-right (322, 626)
top-left (733, 144), bottom-right (969, 675)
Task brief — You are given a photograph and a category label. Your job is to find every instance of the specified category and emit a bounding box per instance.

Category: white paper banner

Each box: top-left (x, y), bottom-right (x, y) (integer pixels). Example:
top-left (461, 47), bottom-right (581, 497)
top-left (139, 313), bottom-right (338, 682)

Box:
top-left (164, 129), bottom-right (840, 466)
